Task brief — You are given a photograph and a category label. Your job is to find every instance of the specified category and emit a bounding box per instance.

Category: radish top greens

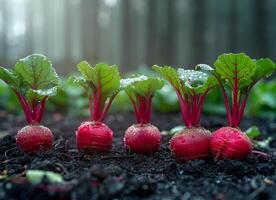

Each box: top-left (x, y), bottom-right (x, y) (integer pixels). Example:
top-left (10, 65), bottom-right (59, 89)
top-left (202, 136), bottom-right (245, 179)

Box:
top-left (153, 65), bottom-right (217, 128)
top-left (71, 61), bottom-right (120, 122)
top-left (0, 54), bottom-right (59, 124)
top-left (121, 75), bottom-right (164, 124)
top-left (197, 53), bottom-right (276, 127)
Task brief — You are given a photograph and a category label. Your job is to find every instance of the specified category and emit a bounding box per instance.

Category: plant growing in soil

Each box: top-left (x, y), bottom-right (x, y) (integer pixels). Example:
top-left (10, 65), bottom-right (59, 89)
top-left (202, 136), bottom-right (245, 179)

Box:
top-left (121, 75), bottom-right (164, 154)
top-left (197, 53), bottom-right (276, 160)
top-left (153, 65), bottom-right (217, 161)
top-left (71, 61), bottom-right (120, 152)
top-left (0, 54), bottom-right (59, 153)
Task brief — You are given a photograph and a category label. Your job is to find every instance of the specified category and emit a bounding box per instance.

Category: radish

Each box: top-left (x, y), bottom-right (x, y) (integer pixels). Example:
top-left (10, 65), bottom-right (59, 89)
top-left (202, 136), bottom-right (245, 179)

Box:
top-left (197, 53), bottom-right (275, 160)
top-left (125, 124), bottom-right (161, 154)
top-left (71, 61), bottom-right (120, 152)
top-left (210, 127), bottom-right (252, 160)
top-left (76, 121), bottom-right (113, 152)
top-left (16, 125), bottom-right (53, 153)
top-left (121, 75), bottom-right (164, 154)
top-left (0, 54), bottom-right (59, 153)
top-left (153, 66), bottom-right (217, 161)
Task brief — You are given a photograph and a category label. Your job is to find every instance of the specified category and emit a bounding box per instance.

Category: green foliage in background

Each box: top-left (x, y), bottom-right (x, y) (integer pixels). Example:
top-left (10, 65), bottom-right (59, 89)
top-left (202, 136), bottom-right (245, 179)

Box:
top-left (247, 80), bottom-right (276, 118)
top-left (48, 76), bottom-right (89, 116)
top-left (0, 81), bottom-right (19, 111)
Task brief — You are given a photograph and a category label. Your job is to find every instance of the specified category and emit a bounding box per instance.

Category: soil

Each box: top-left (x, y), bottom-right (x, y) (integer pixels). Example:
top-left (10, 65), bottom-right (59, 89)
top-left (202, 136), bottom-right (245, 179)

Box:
top-left (1, 110), bottom-right (276, 200)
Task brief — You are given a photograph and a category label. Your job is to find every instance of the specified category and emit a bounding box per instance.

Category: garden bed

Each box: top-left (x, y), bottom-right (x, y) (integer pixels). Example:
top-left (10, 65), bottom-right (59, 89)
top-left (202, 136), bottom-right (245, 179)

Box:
top-left (1, 110), bottom-right (276, 200)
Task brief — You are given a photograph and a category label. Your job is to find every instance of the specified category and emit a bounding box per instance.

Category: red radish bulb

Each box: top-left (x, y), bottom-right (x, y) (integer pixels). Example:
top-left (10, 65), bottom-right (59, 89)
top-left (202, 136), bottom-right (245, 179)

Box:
top-left (16, 125), bottom-right (54, 153)
top-left (153, 65), bottom-right (216, 161)
top-left (124, 124), bottom-right (161, 154)
top-left (0, 54), bottom-right (59, 154)
top-left (76, 121), bottom-right (113, 152)
top-left (170, 128), bottom-right (211, 161)
top-left (72, 61), bottom-right (121, 152)
top-left (121, 75), bottom-right (164, 155)
top-left (210, 127), bottom-right (252, 160)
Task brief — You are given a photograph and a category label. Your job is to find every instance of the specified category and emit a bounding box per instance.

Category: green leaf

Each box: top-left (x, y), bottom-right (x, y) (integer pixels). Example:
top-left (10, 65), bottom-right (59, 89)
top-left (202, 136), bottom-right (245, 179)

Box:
top-left (247, 80), bottom-right (276, 117)
top-left (26, 170), bottom-right (63, 184)
top-left (252, 58), bottom-right (275, 83)
top-left (177, 69), bottom-right (217, 94)
top-left (121, 75), bottom-right (164, 98)
top-left (25, 87), bottom-right (58, 103)
top-left (68, 75), bottom-right (89, 91)
top-left (0, 67), bottom-right (19, 89)
top-left (245, 125), bottom-right (261, 139)
top-left (153, 83), bottom-right (179, 112)
top-left (152, 65), bottom-right (181, 90)
top-left (195, 64), bottom-right (215, 73)
top-left (14, 54), bottom-right (58, 91)
top-left (245, 125), bottom-right (272, 149)
top-left (77, 61), bottom-right (96, 81)
top-left (76, 61), bottom-right (120, 99)
top-left (0, 54), bottom-right (59, 106)
top-left (32, 86), bottom-right (58, 97)
top-left (214, 53), bottom-right (256, 89)
top-left (254, 137), bottom-right (273, 149)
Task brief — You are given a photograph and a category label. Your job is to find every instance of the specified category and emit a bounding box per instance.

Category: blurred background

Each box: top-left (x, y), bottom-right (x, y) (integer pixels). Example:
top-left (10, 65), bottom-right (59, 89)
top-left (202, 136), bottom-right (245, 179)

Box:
top-left (0, 0), bottom-right (276, 119)
top-left (0, 0), bottom-right (276, 74)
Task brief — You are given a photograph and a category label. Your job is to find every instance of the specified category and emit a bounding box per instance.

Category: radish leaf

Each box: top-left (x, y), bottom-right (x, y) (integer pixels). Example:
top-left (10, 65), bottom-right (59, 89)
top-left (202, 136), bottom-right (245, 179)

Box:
top-left (246, 125), bottom-right (261, 139)
top-left (0, 67), bottom-right (19, 89)
top-left (76, 61), bottom-right (120, 101)
top-left (177, 69), bottom-right (217, 94)
top-left (152, 65), bottom-right (181, 91)
top-left (14, 54), bottom-right (58, 94)
top-left (252, 58), bottom-right (275, 83)
top-left (214, 53), bottom-right (256, 89)
top-left (71, 61), bottom-right (121, 121)
top-left (121, 75), bottom-right (164, 98)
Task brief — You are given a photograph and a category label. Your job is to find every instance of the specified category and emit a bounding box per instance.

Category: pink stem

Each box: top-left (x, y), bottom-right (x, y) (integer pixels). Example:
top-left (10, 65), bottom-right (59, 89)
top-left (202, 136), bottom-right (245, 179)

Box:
top-left (194, 94), bottom-right (207, 126)
top-left (192, 95), bottom-right (199, 125)
top-left (232, 66), bottom-right (240, 127)
top-left (138, 96), bottom-right (147, 124)
top-left (93, 80), bottom-right (102, 121)
top-left (218, 80), bottom-right (232, 126)
top-left (128, 95), bottom-right (140, 123)
top-left (89, 95), bottom-right (94, 121)
top-left (92, 91), bottom-right (99, 121)
top-left (34, 103), bottom-right (41, 122)
top-left (100, 95), bottom-right (116, 122)
top-left (236, 94), bottom-right (249, 126)
top-left (175, 90), bottom-right (191, 127)
top-left (184, 94), bottom-right (191, 119)
top-left (235, 84), bottom-right (255, 126)
top-left (144, 96), bottom-right (152, 124)
top-left (189, 95), bottom-right (195, 125)
top-left (13, 90), bottom-right (32, 124)
top-left (36, 96), bottom-right (48, 123)
top-left (32, 100), bottom-right (36, 119)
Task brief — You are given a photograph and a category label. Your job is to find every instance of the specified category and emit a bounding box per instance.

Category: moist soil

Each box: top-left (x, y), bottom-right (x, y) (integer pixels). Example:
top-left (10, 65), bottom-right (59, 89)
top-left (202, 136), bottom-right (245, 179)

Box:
top-left (1, 110), bottom-right (276, 200)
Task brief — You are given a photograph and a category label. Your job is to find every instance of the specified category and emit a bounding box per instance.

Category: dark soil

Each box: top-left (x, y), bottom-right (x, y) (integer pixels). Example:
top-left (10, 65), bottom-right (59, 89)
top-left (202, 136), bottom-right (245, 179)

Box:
top-left (1, 110), bottom-right (276, 200)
